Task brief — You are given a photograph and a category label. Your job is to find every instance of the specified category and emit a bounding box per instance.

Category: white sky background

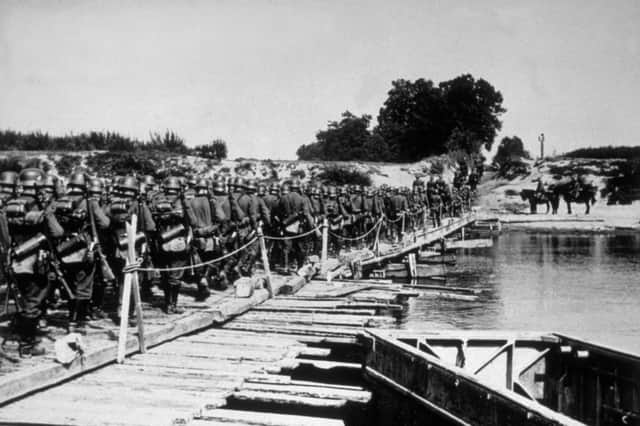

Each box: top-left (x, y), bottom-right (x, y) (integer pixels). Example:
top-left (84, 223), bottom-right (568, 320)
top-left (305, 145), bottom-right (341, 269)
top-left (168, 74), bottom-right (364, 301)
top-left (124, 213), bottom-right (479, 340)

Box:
top-left (0, 0), bottom-right (639, 160)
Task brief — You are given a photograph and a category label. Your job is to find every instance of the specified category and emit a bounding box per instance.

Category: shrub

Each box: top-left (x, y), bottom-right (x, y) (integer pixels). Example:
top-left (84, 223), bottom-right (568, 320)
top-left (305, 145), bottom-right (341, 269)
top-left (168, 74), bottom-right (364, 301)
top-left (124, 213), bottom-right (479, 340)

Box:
top-left (564, 146), bottom-right (640, 159)
top-left (0, 156), bottom-right (24, 172)
top-left (86, 152), bottom-right (159, 177)
top-left (55, 154), bottom-right (82, 176)
top-left (604, 158), bottom-right (640, 202)
top-left (290, 169), bottom-right (306, 180)
top-left (317, 165), bottom-right (372, 186)
top-left (504, 189), bottom-right (519, 196)
top-left (430, 160), bottom-right (445, 175)
top-left (234, 162), bottom-right (253, 175)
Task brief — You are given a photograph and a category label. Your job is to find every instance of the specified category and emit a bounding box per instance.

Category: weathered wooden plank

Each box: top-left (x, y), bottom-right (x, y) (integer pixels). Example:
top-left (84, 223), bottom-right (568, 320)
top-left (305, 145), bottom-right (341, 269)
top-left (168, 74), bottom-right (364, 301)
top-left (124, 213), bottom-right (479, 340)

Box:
top-left (238, 381), bottom-right (372, 403)
top-left (222, 322), bottom-right (362, 338)
top-left (251, 306), bottom-right (378, 316)
top-left (445, 238), bottom-right (493, 250)
top-left (194, 409), bottom-right (346, 426)
top-left (230, 389), bottom-right (348, 408)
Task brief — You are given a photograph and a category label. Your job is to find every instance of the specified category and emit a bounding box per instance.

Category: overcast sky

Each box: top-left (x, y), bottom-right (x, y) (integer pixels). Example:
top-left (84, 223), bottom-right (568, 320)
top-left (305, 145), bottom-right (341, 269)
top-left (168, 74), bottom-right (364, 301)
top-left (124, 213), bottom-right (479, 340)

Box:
top-left (1, 0), bottom-right (638, 159)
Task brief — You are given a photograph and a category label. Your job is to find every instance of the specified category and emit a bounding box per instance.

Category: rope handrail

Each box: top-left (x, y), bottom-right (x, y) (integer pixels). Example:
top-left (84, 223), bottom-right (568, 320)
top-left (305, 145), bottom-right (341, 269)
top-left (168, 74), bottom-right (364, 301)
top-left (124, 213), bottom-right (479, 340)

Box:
top-left (134, 236), bottom-right (259, 272)
top-left (328, 218), bottom-right (383, 241)
top-left (263, 225), bottom-right (321, 241)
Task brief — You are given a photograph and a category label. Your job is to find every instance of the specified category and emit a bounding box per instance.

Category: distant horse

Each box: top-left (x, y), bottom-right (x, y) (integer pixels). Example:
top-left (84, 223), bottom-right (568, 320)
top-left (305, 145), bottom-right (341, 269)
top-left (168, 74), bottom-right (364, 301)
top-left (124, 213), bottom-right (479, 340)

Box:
top-left (550, 183), bottom-right (597, 214)
top-left (520, 189), bottom-right (552, 214)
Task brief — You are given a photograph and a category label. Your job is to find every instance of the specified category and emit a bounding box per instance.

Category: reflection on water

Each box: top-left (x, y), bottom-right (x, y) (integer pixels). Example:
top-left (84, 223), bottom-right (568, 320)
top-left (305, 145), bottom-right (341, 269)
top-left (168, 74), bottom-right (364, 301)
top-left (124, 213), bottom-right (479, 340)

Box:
top-left (400, 231), bottom-right (640, 352)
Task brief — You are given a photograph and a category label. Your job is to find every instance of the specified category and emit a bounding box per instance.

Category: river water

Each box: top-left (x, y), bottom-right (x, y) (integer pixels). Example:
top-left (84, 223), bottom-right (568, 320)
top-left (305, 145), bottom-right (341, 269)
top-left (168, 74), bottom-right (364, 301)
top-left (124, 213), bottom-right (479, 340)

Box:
top-left (400, 231), bottom-right (640, 353)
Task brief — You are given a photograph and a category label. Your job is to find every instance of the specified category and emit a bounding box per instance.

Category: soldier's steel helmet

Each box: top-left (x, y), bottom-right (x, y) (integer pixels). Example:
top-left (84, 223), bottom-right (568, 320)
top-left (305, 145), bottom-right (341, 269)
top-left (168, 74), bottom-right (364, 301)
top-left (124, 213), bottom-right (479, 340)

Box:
top-left (88, 178), bottom-right (104, 194)
top-left (68, 172), bottom-right (88, 189)
top-left (257, 183), bottom-right (267, 196)
top-left (117, 176), bottom-right (139, 194)
top-left (163, 176), bottom-right (182, 191)
top-left (18, 168), bottom-right (44, 193)
top-left (37, 174), bottom-right (58, 191)
top-left (290, 179), bottom-right (300, 191)
top-left (0, 171), bottom-right (18, 189)
top-left (269, 183), bottom-right (279, 195)
top-left (245, 179), bottom-right (257, 192)
top-left (212, 179), bottom-right (227, 195)
top-left (142, 175), bottom-right (156, 187)
top-left (280, 183), bottom-right (290, 195)
top-left (194, 178), bottom-right (209, 190)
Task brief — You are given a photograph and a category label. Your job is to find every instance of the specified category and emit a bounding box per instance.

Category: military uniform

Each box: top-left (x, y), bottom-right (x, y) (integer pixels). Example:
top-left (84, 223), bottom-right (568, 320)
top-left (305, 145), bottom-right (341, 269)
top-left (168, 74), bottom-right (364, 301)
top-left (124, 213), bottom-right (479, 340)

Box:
top-left (105, 177), bottom-right (156, 320)
top-left (236, 181), bottom-right (260, 276)
top-left (6, 169), bottom-right (64, 355)
top-left (277, 181), bottom-right (313, 271)
top-left (150, 177), bottom-right (191, 312)
top-left (54, 174), bottom-right (110, 326)
top-left (211, 181), bottom-right (245, 286)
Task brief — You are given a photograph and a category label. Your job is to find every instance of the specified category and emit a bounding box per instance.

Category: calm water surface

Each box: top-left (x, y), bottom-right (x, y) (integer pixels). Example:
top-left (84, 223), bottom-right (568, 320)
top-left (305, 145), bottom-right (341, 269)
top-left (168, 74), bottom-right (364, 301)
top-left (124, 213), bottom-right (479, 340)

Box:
top-left (400, 231), bottom-right (640, 353)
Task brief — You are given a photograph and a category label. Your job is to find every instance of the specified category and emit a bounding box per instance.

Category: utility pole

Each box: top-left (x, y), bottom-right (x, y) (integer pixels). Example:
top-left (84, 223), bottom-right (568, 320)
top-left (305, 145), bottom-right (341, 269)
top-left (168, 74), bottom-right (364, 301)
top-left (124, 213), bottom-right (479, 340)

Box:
top-left (538, 133), bottom-right (545, 159)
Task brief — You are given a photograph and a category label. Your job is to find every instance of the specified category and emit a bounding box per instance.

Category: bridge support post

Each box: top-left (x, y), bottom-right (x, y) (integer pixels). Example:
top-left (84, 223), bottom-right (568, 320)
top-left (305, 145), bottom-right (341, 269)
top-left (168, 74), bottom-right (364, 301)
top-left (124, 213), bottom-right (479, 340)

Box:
top-left (321, 217), bottom-right (328, 266)
top-left (258, 226), bottom-right (274, 297)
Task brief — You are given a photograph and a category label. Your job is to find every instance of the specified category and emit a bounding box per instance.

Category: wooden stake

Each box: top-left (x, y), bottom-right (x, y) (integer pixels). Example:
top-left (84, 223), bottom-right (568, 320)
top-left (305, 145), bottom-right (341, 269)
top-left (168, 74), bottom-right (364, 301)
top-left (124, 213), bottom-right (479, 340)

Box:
top-left (116, 214), bottom-right (146, 363)
top-left (258, 226), bottom-right (274, 297)
top-left (117, 215), bottom-right (136, 363)
top-left (321, 217), bottom-right (328, 266)
top-left (407, 253), bottom-right (417, 279)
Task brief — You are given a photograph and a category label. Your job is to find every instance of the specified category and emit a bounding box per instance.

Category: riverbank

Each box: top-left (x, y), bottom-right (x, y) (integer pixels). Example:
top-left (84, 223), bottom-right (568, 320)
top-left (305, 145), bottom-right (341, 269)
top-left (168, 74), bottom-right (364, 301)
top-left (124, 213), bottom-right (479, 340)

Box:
top-left (489, 203), bottom-right (640, 233)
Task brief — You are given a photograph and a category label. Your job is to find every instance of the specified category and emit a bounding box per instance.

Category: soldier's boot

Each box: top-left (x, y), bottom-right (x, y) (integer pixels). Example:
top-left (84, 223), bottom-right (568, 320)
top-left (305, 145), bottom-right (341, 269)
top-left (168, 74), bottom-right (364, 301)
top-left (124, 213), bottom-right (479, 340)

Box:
top-left (19, 318), bottom-right (46, 357)
top-left (170, 285), bottom-right (184, 314)
top-left (218, 271), bottom-right (230, 290)
top-left (90, 284), bottom-right (108, 320)
top-left (163, 286), bottom-right (172, 314)
top-left (68, 299), bottom-right (78, 328)
top-left (195, 280), bottom-right (210, 302)
top-left (140, 279), bottom-right (154, 301)
top-left (72, 300), bottom-right (89, 334)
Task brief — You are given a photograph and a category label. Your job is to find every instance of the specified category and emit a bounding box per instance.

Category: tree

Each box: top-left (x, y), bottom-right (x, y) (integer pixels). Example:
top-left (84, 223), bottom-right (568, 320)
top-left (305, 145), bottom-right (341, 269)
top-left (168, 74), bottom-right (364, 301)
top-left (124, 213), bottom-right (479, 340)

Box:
top-left (439, 74), bottom-right (505, 152)
top-left (375, 75), bottom-right (505, 161)
top-left (297, 111), bottom-right (382, 161)
top-left (148, 130), bottom-right (189, 154)
top-left (375, 79), bottom-right (447, 162)
top-left (195, 139), bottom-right (228, 160)
top-left (492, 136), bottom-right (531, 177)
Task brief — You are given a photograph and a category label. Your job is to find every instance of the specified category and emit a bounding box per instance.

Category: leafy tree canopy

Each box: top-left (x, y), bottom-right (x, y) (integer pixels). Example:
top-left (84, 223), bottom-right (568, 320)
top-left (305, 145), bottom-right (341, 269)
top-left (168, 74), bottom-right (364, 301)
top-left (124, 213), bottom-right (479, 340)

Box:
top-left (298, 74), bottom-right (505, 162)
top-left (297, 111), bottom-right (389, 161)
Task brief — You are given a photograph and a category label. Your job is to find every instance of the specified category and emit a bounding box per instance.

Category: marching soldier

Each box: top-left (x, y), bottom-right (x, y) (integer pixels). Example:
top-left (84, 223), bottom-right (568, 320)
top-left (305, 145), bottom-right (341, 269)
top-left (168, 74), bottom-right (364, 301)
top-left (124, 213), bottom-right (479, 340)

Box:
top-left (261, 183), bottom-right (281, 267)
top-left (427, 177), bottom-right (442, 227)
top-left (54, 172), bottom-right (110, 330)
top-left (210, 178), bottom-right (245, 287)
top-left (6, 168), bottom-right (64, 356)
top-left (277, 180), bottom-right (313, 273)
top-left (0, 172), bottom-right (17, 286)
top-left (388, 187), bottom-right (408, 242)
top-left (323, 186), bottom-right (346, 254)
top-left (105, 176), bottom-right (156, 323)
top-left (150, 177), bottom-right (193, 312)
top-left (86, 177), bottom-right (114, 319)
top-left (236, 179), bottom-right (260, 276)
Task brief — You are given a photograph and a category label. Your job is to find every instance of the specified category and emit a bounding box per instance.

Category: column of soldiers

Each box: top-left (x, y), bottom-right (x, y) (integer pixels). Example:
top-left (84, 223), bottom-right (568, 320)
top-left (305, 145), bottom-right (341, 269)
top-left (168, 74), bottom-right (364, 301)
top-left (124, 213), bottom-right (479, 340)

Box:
top-left (0, 167), bottom-right (474, 357)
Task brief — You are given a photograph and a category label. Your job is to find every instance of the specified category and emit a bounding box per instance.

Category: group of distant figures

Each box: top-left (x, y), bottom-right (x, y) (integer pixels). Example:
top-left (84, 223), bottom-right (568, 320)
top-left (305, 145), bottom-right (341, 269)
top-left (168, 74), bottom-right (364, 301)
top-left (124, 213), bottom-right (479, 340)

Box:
top-left (520, 174), bottom-right (597, 215)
